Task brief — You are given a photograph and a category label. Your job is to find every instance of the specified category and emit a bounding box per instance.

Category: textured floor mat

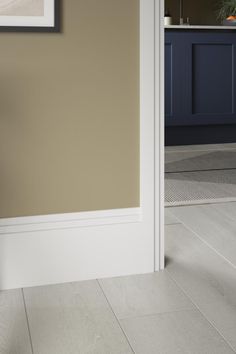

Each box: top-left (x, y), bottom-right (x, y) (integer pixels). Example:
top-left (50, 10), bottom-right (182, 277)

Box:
top-left (165, 169), bottom-right (236, 206)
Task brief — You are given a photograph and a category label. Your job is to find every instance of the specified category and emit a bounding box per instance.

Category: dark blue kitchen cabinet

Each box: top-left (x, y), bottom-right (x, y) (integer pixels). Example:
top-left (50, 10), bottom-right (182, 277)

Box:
top-left (165, 30), bottom-right (236, 127)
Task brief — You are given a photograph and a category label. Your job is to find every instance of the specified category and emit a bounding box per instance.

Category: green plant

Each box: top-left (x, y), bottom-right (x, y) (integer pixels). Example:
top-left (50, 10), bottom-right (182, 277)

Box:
top-left (217, 0), bottom-right (236, 21)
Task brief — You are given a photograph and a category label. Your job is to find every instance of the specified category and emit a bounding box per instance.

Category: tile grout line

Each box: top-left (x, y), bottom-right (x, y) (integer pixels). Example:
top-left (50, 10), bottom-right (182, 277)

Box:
top-left (166, 167), bottom-right (236, 174)
top-left (110, 307), bottom-right (195, 322)
top-left (165, 199), bottom-right (236, 208)
top-left (97, 280), bottom-right (136, 354)
top-left (165, 270), bottom-right (236, 353)
top-left (165, 221), bottom-right (182, 226)
top-left (171, 220), bottom-right (236, 271)
top-left (165, 148), bottom-right (224, 153)
top-left (166, 206), bottom-right (236, 271)
top-left (165, 146), bottom-right (236, 153)
top-left (166, 199), bottom-right (236, 209)
top-left (22, 288), bottom-right (34, 354)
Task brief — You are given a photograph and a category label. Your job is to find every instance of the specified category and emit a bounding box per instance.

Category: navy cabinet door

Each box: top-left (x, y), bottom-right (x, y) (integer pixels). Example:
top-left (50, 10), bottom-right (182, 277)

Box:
top-left (165, 31), bottom-right (236, 126)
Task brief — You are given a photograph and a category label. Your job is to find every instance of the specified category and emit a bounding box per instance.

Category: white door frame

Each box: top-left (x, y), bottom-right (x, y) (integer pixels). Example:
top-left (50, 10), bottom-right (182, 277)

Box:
top-left (0, 0), bottom-right (164, 290)
top-left (154, 0), bottom-right (165, 271)
top-left (140, 0), bottom-right (165, 272)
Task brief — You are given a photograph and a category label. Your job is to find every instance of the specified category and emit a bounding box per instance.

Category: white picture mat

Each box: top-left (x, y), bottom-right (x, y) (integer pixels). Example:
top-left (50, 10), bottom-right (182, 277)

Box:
top-left (0, 0), bottom-right (54, 27)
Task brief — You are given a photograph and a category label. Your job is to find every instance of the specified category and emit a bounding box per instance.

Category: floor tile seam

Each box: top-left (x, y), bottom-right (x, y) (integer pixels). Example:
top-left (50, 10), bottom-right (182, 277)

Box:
top-left (165, 270), bottom-right (236, 353)
top-left (166, 167), bottom-right (236, 174)
top-left (22, 288), bottom-right (34, 354)
top-left (172, 221), bottom-right (236, 271)
top-left (165, 199), bottom-right (236, 208)
top-left (210, 208), bottom-right (236, 223)
top-left (166, 200), bottom-right (236, 209)
top-left (164, 208), bottom-right (184, 224)
top-left (165, 148), bottom-right (224, 153)
top-left (168, 203), bottom-right (236, 223)
top-left (114, 307), bottom-right (197, 322)
top-left (97, 280), bottom-right (136, 354)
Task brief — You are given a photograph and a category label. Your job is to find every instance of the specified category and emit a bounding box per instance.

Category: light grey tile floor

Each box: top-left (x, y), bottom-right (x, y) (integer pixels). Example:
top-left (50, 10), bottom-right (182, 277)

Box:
top-left (165, 222), bottom-right (236, 351)
top-left (165, 209), bottom-right (180, 225)
top-left (165, 143), bottom-right (226, 152)
top-left (120, 310), bottom-right (235, 354)
top-left (23, 280), bottom-right (134, 354)
top-left (0, 289), bottom-right (32, 354)
top-left (170, 204), bottom-right (236, 267)
top-left (222, 143), bottom-right (236, 149)
top-left (165, 150), bottom-right (236, 172)
top-left (213, 201), bottom-right (236, 221)
top-left (99, 272), bottom-right (193, 320)
top-left (2, 203), bottom-right (236, 352)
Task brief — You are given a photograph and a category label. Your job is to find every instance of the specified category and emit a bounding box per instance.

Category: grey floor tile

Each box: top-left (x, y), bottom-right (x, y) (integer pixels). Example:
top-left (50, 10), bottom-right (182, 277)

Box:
top-left (23, 280), bottom-right (133, 354)
top-left (165, 209), bottom-right (180, 225)
top-left (165, 150), bottom-right (236, 173)
top-left (170, 204), bottom-right (236, 266)
top-left (222, 143), bottom-right (236, 149)
top-left (165, 144), bottom-right (225, 153)
top-left (0, 289), bottom-right (32, 354)
top-left (120, 309), bottom-right (234, 354)
top-left (99, 272), bottom-right (193, 320)
top-left (165, 150), bottom-right (208, 167)
top-left (213, 202), bottom-right (236, 221)
top-left (166, 223), bottom-right (236, 351)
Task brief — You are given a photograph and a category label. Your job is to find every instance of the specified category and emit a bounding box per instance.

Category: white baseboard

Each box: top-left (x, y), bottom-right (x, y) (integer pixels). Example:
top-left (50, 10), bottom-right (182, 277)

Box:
top-left (0, 207), bottom-right (154, 290)
top-left (0, 208), bottom-right (142, 234)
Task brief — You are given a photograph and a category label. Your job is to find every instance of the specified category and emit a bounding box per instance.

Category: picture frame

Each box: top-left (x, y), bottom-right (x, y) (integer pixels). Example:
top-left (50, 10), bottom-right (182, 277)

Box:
top-left (0, 0), bottom-right (60, 32)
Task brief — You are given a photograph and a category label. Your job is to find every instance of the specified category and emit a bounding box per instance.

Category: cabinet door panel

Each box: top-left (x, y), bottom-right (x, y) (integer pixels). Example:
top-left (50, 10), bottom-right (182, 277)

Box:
top-left (192, 43), bottom-right (233, 116)
top-left (165, 31), bottom-right (236, 127)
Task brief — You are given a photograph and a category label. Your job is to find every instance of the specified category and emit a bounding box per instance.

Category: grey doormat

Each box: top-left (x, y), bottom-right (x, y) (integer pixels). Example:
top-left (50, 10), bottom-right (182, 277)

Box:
top-left (165, 149), bottom-right (236, 206)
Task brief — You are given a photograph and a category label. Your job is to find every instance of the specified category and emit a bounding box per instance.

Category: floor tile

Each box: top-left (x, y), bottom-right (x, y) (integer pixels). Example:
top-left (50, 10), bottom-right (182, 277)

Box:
top-left (23, 280), bottom-right (133, 354)
top-left (170, 204), bottom-right (236, 266)
top-left (0, 289), bottom-right (32, 354)
top-left (165, 144), bottom-right (225, 153)
top-left (212, 202), bottom-right (236, 221)
top-left (99, 272), bottom-right (193, 320)
top-left (166, 223), bottom-right (236, 351)
top-left (120, 310), bottom-right (234, 354)
top-left (222, 143), bottom-right (236, 149)
top-left (165, 150), bottom-right (208, 170)
top-left (165, 150), bottom-right (236, 173)
top-left (165, 209), bottom-right (180, 225)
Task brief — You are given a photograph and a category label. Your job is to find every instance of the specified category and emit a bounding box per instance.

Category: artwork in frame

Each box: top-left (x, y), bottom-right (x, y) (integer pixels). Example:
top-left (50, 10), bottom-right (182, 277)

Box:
top-left (0, 0), bottom-right (59, 32)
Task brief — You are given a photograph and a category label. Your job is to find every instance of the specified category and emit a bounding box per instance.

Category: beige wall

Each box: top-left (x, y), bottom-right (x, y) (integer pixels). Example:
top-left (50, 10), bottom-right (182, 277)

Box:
top-left (0, 0), bottom-right (140, 218)
top-left (166, 0), bottom-right (218, 25)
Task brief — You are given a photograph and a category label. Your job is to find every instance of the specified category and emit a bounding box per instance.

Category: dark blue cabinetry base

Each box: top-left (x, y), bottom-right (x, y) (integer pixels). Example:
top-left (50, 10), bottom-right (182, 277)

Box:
top-left (165, 30), bottom-right (236, 128)
top-left (166, 125), bottom-right (236, 146)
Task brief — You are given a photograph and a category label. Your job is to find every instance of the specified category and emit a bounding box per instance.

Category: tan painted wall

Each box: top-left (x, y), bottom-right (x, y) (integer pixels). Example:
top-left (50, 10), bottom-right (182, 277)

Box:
top-left (166, 0), bottom-right (218, 25)
top-left (0, 0), bottom-right (140, 218)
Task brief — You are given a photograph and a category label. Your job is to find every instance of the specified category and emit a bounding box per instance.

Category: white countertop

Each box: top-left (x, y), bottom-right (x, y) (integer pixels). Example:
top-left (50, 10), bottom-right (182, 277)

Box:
top-left (165, 25), bottom-right (236, 30)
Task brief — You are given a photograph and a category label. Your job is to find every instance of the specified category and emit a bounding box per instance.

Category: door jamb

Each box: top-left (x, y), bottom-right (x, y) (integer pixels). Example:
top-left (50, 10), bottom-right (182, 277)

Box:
top-left (155, 0), bottom-right (165, 270)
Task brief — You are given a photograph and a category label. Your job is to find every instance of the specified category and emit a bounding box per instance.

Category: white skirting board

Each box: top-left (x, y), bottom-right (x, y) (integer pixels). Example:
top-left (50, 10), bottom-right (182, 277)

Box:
top-left (0, 208), bottom-right (154, 290)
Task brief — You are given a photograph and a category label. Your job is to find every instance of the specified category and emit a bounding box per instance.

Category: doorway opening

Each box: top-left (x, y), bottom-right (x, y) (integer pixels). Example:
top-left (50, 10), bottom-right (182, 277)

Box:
top-left (164, 0), bottom-right (236, 207)
top-left (164, 0), bottom-right (236, 269)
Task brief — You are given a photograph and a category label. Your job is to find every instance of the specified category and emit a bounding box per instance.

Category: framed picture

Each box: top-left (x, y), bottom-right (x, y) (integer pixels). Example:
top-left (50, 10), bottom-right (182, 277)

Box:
top-left (0, 0), bottom-right (59, 32)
